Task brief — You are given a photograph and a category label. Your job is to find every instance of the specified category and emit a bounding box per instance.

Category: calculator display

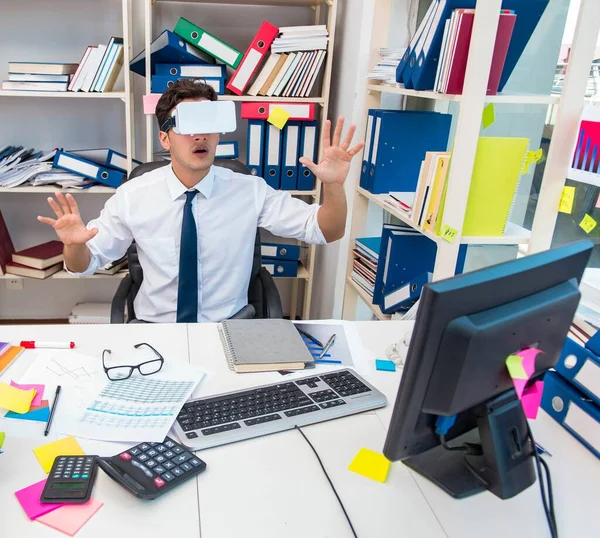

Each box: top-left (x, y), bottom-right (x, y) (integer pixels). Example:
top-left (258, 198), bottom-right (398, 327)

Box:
top-left (52, 482), bottom-right (87, 490)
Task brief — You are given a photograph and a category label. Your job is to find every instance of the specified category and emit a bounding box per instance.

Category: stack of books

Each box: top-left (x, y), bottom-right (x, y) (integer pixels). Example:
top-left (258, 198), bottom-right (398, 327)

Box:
top-left (368, 48), bottom-right (407, 84)
top-left (2, 37), bottom-right (124, 93)
top-left (95, 255), bottom-right (128, 276)
top-left (5, 240), bottom-right (64, 279)
top-left (351, 237), bottom-right (380, 298)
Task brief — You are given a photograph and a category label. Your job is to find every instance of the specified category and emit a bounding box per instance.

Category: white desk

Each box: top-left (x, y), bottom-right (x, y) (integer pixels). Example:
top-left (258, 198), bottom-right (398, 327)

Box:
top-left (1, 321), bottom-right (599, 538)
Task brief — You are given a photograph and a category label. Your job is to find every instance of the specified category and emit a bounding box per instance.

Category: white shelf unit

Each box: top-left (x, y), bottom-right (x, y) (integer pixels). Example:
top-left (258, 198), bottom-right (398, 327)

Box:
top-left (342, 0), bottom-right (600, 321)
top-left (0, 271), bottom-right (129, 281)
top-left (141, 0), bottom-right (338, 319)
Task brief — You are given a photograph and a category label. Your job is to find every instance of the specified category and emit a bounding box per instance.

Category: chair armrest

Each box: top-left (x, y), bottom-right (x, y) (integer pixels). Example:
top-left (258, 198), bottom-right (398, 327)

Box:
top-left (258, 267), bottom-right (283, 319)
top-left (111, 274), bottom-right (133, 323)
top-left (229, 304), bottom-right (256, 320)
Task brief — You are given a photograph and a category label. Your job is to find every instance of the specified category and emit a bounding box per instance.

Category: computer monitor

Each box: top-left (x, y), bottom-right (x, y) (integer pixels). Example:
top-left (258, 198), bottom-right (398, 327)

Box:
top-left (383, 240), bottom-right (593, 500)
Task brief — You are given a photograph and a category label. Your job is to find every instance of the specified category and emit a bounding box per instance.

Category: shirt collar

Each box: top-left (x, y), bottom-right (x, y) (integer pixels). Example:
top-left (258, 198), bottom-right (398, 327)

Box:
top-left (165, 164), bottom-right (216, 201)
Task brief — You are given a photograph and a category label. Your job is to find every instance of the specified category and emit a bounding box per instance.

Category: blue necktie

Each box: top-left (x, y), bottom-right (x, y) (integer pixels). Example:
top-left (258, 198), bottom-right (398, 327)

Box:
top-left (177, 189), bottom-right (198, 323)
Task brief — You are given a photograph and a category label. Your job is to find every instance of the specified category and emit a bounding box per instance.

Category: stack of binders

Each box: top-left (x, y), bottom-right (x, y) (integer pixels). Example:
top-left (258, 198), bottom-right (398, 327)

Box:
top-left (541, 333), bottom-right (600, 458)
top-left (245, 105), bottom-right (318, 191)
top-left (261, 242), bottom-right (301, 278)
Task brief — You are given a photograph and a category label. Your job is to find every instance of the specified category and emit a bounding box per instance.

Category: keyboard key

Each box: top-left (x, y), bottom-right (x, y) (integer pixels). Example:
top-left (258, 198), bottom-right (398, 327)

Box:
top-left (163, 461), bottom-right (175, 470)
top-left (154, 477), bottom-right (166, 488)
top-left (171, 446), bottom-right (184, 455)
top-left (244, 413), bottom-right (282, 426)
top-left (164, 451), bottom-right (175, 459)
top-left (171, 467), bottom-right (184, 477)
top-left (189, 458), bottom-right (202, 467)
top-left (202, 422), bottom-right (241, 436)
top-left (138, 454), bottom-right (149, 462)
top-left (140, 444), bottom-right (150, 451)
top-left (147, 449), bottom-right (158, 457)
top-left (155, 445), bottom-right (167, 452)
top-left (154, 466), bottom-right (166, 474)
top-left (119, 452), bottom-right (132, 461)
top-left (164, 440), bottom-right (176, 448)
top-left (161, 472), bottom-right (175, 482)
top-left (155, 455), bottom-right (166, 463)
top-left (145, 460), bottom-right (157, 468)
top-left (173, 453), bottom-right (192, 465)
top-left (180, 462), bottom-right (193, 472)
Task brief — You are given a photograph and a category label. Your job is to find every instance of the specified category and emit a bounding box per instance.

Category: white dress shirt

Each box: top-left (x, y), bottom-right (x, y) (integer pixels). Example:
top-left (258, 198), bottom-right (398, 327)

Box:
top-left (72, 164), bottom-right (326, 322)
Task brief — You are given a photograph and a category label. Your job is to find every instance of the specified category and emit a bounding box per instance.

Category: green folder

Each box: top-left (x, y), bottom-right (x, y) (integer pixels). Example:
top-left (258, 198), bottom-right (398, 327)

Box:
top-left (174, 17), bottom-right (243, 69)
top-left (437, 137), bottom-right (529, 237)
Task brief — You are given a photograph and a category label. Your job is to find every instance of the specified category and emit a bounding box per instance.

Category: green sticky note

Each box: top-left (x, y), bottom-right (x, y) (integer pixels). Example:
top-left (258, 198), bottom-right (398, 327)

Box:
top-left (441, 225), bottom-right (458, 243)
top-left (482, 103), bottom-right (495, 130)
top-left (506, 355), bottom-right (528, 379)
top-left (0, 432), bottom-right (5, 449)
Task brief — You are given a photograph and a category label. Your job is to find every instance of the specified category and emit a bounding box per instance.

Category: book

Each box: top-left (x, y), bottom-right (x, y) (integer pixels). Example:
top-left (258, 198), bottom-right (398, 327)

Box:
top-left (95, 256), bottom-right (127, 275)
top-left (7, 62), bottom-right (78, 75)
top-left (217, 319), bottom-right (315, 373)
top-left (12, 240), bottom-right (63, 269)
top-left (0, 210), bottom-right (15, 275)
top-left (1, 81), bottom-right (68, 92)
top-left (6, 261), bottom-right (63, 279)
top-left (0, 345), bottom-right (25, 374)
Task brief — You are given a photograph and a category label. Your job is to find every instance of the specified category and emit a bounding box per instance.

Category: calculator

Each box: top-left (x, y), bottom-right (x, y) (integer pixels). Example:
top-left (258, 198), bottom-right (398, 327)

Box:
top-left (97, 437), bottom-right (206, 500)
top-left (41, 455), bottom-right (98, 504)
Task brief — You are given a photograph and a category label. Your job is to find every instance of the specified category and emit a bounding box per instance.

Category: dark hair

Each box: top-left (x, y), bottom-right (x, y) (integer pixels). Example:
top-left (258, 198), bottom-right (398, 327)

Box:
top-left (155, 78), bottom-right (218, 131)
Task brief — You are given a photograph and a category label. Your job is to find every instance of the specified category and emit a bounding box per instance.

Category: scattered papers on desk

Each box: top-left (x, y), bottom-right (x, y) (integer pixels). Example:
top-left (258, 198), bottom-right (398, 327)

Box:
top-left (0, 381), bottom-right (37, 413)
top-left (34, 436), bottom-right (85, 473)
top-left (36, 498), bottom-right (103, 536)
top-left (348, 448), bottom-right (391, 483)
top-left (15, 479), bottom-right (65, 520)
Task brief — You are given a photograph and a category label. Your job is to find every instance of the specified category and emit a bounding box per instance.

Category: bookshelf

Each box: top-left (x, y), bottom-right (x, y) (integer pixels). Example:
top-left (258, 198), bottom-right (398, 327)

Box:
top-left (341, 0), bottom-right (600, 321)
top-left (141, 0), bottom-right (338, 320)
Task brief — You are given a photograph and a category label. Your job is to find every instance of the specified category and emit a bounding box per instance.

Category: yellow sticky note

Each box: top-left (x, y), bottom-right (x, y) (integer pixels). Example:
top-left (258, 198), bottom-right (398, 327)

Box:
top-left (506, 355), bottom-right (528, 380)
top-left (440, 225), bottom-right (458, 243)
top-left (522, 149), bottom-right (543, 175)
top-left (33, 437), bottom-right (85, 473)
top-left (267, 106), bottom-right (291, 130)
top-left (558, 186), bottom-right (575, 214)
top-left (482, 103), bottom-right (495, 130)
top-left (348, 448), bottom-right (391, 483)
top-left (580, 214), bottom-right (598, 234)
top-left (0, 432), bottom-right (5, 449)
top-left (0, 382), bottom-right (36, 414)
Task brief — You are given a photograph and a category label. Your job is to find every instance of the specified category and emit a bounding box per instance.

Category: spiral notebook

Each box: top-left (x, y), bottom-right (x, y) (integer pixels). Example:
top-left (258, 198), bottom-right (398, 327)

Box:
top-left (217, 319), bottom-right (315, 373)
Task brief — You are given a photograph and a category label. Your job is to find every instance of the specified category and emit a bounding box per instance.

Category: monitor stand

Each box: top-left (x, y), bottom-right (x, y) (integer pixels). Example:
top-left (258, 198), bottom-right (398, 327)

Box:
top-left (403, 394), bottom-right (536, 499)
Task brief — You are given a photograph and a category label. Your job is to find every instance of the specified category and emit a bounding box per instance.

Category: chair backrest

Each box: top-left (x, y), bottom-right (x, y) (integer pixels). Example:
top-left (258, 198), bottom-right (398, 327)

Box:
top-left (124, 158), bottom-right (263, 317)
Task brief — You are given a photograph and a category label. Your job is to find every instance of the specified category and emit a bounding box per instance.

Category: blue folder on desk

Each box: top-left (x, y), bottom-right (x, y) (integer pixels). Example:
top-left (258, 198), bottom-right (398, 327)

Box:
top-left (407, 0), bottom-right (549, 92)
top-left (541, 371), bottom-right (600, 459)
top-left (556, 338), bottom-right (600, 407)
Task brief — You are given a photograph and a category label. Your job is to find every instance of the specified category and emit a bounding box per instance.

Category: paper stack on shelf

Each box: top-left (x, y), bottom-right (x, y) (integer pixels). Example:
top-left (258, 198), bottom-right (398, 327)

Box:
top-left (352, 237), bottom-right (380, 298)
top-left (368, 48), bottom-right (407, 84)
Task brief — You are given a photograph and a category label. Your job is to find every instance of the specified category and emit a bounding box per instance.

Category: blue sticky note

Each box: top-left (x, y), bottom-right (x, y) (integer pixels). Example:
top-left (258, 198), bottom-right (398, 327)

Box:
top-left (5, 406), bottom-right (50, 423)
top-left (375, 359), bottom-right (396, 372)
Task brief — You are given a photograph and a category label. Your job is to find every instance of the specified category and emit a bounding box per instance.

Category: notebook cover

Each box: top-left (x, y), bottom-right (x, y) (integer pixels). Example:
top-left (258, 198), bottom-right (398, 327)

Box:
top-left (12, 240), bottom-right (63, 269)
top-left (0, 346), bottom-right (25, 374)
top-left (218, 319), bottom-right (314, 373)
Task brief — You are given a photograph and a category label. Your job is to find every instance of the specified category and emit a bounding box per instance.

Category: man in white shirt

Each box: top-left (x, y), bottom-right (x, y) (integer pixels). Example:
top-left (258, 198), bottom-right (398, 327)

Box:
top-left (37, 79), bottom-right (363, 323)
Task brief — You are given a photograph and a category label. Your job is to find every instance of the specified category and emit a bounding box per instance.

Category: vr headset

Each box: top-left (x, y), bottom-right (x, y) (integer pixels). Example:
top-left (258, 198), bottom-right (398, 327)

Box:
top-left (160, 101), bottom-right (237, 136)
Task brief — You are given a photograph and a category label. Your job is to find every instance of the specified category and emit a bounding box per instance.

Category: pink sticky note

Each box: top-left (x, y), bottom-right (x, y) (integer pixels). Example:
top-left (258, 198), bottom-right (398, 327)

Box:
top-left (596, 193), bottom-right (600, 209)
top-left (10, 381), bottom-right (44, 407)
top-left (512, 378), bottom-right (528, 399)
top-left (515, 348), bottom-right (542, 378)
top-left (36, 499), bottom-right (103, 536)
top-left (15, 479), bottom-right (64, 520)
top-left (143, 93), bottom-right (161, 115)
top-left (521, 381), bottom-right (544, 419)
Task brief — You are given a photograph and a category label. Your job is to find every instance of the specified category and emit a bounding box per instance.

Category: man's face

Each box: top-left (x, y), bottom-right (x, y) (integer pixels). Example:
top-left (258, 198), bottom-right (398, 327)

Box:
top-left (159, 98), bottom-right (219, 173)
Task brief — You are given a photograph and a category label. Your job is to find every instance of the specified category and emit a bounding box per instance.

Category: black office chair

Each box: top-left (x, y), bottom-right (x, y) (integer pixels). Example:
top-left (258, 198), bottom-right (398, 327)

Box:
top-left (110, 158), bottom-right (283, 323)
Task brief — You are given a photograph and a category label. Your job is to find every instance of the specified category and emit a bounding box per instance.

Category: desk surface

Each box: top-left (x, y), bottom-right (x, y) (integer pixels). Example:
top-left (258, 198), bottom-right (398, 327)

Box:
top-left (0, 321), bottom-right (598, 538)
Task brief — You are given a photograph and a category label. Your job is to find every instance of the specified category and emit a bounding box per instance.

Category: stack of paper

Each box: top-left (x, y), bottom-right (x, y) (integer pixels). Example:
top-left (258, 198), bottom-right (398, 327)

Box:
top-left (368, 48), bottom-right (407, 84)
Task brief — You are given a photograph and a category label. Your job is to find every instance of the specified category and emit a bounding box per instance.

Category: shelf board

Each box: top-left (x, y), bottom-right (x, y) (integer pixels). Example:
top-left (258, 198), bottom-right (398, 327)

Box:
top-left (2, 186), bottom-right (116, 194)
top-left (366, 83), bottom-right (560, 105)
top-left (0, 90), bottom-right (127, 99)
top-left (358, 187), bottom-right (532, 246)
top-left (346, 278), bottom-right (390, 320)
top-left (0, 271), bottom-right (128, 281)
top-left (155, 0), bottom-right (327, 5)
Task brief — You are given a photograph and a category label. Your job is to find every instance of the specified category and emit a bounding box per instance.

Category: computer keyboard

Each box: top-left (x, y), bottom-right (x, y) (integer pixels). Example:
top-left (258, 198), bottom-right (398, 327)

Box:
top-left (172, 369), bottom-right (387, 450)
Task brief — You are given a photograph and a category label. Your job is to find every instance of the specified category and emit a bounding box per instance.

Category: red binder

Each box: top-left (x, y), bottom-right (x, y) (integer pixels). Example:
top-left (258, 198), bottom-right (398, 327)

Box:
top-left (240, 102), bottom-right (316, 120)
top-left (487, 13), bottom-right (517, 95)
top-left (226, 21), bottom-right (279, 96)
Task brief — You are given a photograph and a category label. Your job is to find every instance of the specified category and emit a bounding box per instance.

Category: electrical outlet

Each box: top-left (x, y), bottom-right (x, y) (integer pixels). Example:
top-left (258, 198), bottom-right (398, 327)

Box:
top-left (6, 278), bottom-right (23, 290)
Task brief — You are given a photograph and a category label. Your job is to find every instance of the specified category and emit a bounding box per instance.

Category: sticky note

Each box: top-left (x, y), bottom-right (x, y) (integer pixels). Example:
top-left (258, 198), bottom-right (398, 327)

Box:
top-left (596, 194), bottom-right (600, 209)
top-left (522, 148), bottom-right (543, 174)
top-left (519, 348), bottom-right (542, 378)
top-left (521, 381), bottom-right (544, 420)
top-left (15, 479), bottom-right (64, 520)
top-left (375, 359), bottom-right (396, 372)
top-left (580, 214), bottom-right (597, 234)
top-left (506, 355), bottom-right (527, 379)
top-left (10, 381), bottom-right (45, 407)
top-left (0, 381), bottom-right (36, 414)
top-left (348, 448), bottom-right (391, 483)
top-left (34, 437), bottom-right (85, 473)
top-left (36, 499), bottom-right (103, 536)
top-left (5, 400), bottom-right (50, 422)
top-left (267, 106), bottom-right (291, 130)
top-left (441, 225), bottom-right (458, 243)
top-left (558, 186), bottom-right (575, 214)
top-left (482, 103), bottom-right (495, 129)
top-left (0, 432), bottom-right (5, 449)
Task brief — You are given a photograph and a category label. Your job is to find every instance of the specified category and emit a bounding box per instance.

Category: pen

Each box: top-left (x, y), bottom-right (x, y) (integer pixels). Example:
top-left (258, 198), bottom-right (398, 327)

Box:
top-left (21, 341), bottom-right (75, 349)
top-left (44, 385), bottom-right (62, 437)
top-left (319, 334), bottom-right (337, 360)
top-left (296, 327), bottom-right (323, 348)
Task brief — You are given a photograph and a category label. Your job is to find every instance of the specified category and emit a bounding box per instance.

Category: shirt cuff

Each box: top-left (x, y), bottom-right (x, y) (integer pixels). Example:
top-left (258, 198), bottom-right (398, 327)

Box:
top-left (306, 204), bottom-right (327, 245)
top-left (63, 253), bottom-right (101, 277)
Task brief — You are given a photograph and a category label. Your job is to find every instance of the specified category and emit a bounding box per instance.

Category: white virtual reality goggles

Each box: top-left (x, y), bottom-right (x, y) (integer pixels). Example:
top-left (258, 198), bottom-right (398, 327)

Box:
top-left (160, 100), bottom-right (237, 136)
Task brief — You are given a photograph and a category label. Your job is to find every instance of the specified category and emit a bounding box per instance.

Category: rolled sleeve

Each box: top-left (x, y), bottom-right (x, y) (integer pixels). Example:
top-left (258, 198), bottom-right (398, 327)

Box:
top-left (257, 182), bottom-right (327, 245)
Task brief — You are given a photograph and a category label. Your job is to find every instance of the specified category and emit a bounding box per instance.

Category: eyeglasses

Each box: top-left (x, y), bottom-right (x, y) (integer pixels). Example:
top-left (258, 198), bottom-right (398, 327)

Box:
top-left (102, 343), bottom-right (165, 381)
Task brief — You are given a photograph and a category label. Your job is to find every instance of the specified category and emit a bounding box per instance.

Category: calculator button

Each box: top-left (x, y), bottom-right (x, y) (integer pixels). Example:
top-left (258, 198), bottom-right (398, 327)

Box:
top-left (189, 458), bottom-right (202, 467)
top-left (161, 472), bottom-right (175, 482)
top-left (171, 467), bottom-right (183, 477)
top-left (154, 477), bottom-right (166, 488)
top-left (155, 445), bottom-right (167, 452)
top-left (85, 457), bottom-right (95, 463)
top-left (129, 448), bottom-right (141, 456)
top-left (147, 449), bottom-right (158, 457)
top-left (145, 460), bottom-right (157, 468)
top-left (73, 474), bottom-right (80, 479)
top-left (171, 446), bottom-right (184, 455)
top-left (53, 474), bottom-right (61, 479)
top-left (149, 442), bottom-right (158, 447)
top-left (164, 451), bottom-right (175, 459)
top-left (138, 454), bottom-right (149, 462)
top-left (154, 466), bottom-right (166, 474)
top-left (154, 455), bottom-right (166, 463)
top-left (119, 452), bottom-right (132, 461)
top-left (140, 444), bottom-right (150, 451)
top-left (163, 461), bottom-right (175, 470)
top-left (58, 457), bottom-right (66, 462)
top-left (180, 462), bottom-right (192, 472)
top-left (164, 440), bottom-right (176, 448)
top-left (173, 453), bottom-right (192, 464)
top-left (82, 474), bottom-right (89, 479)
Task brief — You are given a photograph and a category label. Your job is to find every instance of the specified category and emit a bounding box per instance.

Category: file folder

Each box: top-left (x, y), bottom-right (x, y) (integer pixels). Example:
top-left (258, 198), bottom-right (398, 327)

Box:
top-left (226, 21), bottom-right (279, 95)
top-left (298, 121), bottom-right (318, 191)
top-left (68, 148), bottom-right (141, 173)
top-left (281, 121), bottom-right (301, 190)
top-left (216, 141), bottom-right (239, 159)
top-left (155, 63), bottom-right (226, 79)
top-left (360, 110), bottom-right (377, 190)
top-left (130, 30), bottom-right (214, 77)
top-left (382, 271), bottom-right (432, 314)
top-left (264, 124), bottom-right (282, 189)
top-left (151, 75), bottom-right (225, 94)
top-left (174, 17), bottom-right (243, 69)
top-left (556, 338), bottom-right (600, 407)
top-left (261, 242), bottom-right (301, 261)
top-left (262, 259), bottom-right (298, 277)
top-left (585, 328), bottom-right (600, 358)
top-left (53, 151), bottom-right (124, 188)
top-left (241, 102), bottom-right (316, 121)
top-left (246, 120), bottom-right (266, 178)
top-left (541, 371), bottom-right (600, 459)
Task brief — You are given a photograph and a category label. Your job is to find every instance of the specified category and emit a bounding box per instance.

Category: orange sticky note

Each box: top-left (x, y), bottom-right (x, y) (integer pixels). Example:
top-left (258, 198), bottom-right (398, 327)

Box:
top-left (580, 214), bottom-right (597, 234)
top-left (36, 499), bottom-right (103, 536)
top-left (33, 437), bottom-right (85, 473)
top-left (267, 106), bottom-right (291, 130)
top-left (348, 448), bottom-right (391, 483)
top-left (0, 382), bottom-right (36, 414)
